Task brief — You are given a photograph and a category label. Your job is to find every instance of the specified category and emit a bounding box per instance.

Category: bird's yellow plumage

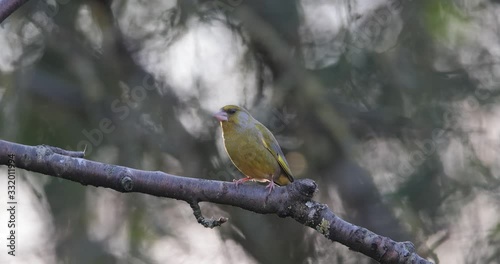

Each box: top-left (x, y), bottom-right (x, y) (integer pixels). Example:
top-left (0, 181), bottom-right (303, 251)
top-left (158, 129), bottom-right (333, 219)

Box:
top-left (214, 105), bottom-right (294, 192)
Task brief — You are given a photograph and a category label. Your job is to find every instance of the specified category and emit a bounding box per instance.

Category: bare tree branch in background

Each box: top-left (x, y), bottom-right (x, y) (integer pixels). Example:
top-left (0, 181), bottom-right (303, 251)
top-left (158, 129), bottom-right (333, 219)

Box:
top-left (0, 0), bottom-right (29, 22)
top-left (0, 139), bottom-right (431, 264)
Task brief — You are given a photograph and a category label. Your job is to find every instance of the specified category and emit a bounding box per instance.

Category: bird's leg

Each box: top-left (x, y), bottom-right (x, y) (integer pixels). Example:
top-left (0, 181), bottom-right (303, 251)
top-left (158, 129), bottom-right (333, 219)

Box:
top-left (233, 177), bottom-right (251, 188)
top-left (265, 180), bottom-right (275, 194)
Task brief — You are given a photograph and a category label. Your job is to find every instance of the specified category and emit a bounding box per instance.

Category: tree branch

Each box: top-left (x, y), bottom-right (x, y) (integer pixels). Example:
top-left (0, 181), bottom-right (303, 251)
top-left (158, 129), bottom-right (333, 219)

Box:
top-left (0, 0), bottom-right (29, 23)
top-left (0, 139), bottom-right (431, 264)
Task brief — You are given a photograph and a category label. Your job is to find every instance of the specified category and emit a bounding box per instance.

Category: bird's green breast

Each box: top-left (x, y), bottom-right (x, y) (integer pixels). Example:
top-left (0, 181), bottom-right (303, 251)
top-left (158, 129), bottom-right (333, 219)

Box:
top-left (222, 125), bottom-right (279, 180)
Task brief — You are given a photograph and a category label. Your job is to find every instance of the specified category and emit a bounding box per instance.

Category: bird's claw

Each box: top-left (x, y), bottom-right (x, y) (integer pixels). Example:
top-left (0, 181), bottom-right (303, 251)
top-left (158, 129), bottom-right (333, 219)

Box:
top-left (265, 180), bottom-right (275, 194)
top-left (234, 177), bottom-right (251, 188)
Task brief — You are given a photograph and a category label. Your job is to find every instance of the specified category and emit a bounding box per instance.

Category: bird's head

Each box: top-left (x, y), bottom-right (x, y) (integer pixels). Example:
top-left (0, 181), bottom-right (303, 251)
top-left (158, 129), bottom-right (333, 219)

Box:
top-left (214, 105), bottom-right (252, 128)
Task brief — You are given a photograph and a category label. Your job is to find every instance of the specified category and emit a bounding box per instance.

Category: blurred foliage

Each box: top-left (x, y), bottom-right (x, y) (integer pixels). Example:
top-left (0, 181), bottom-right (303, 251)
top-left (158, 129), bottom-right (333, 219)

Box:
top-left (2, 0), bottom-right (500, 263)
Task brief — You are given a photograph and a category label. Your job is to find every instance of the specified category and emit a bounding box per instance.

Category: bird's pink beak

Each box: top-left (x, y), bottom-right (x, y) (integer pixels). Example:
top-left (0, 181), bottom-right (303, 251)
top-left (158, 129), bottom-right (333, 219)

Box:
top-left (214, 110), bottom-right (228, 122)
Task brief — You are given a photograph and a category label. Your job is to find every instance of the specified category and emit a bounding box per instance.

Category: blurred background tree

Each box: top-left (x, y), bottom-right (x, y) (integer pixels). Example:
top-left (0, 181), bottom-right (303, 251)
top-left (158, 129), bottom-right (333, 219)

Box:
top-left (1, 0), bottom-right (500, 263)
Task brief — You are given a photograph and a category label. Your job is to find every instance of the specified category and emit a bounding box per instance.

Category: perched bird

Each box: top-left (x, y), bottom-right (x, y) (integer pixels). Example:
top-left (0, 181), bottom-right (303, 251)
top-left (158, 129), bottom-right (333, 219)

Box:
top-left (214, 105), bottom-right (294, 193)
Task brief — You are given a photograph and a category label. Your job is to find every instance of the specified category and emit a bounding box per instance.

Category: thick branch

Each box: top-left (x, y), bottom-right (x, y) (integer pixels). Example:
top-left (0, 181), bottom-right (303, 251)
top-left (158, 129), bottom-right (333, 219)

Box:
top-left (0, 0), bottom-right (29, 23)
top-left (0, 139), bottom-right (431, 264)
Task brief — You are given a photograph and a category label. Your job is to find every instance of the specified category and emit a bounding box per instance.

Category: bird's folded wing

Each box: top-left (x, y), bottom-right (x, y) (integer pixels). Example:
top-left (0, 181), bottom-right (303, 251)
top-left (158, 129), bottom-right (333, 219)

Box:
top-left (256, 123), bottom-right (294, 181)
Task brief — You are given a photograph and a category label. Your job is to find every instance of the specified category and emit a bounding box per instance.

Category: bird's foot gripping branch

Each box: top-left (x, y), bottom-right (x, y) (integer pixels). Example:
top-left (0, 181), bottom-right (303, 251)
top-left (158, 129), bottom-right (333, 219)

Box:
top-left (0, 139), bottom-right (432, 264)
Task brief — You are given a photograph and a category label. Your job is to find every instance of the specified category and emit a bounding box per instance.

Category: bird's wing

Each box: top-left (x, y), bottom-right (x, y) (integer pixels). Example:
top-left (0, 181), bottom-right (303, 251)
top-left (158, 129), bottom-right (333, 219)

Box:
top-left (255, 122), bottom-right (294, 181)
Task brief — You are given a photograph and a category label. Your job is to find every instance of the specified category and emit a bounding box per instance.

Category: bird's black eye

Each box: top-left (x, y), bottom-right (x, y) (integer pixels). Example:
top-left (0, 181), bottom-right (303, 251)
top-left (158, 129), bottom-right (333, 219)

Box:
top-left (227, 109), bottom-right (237, 115)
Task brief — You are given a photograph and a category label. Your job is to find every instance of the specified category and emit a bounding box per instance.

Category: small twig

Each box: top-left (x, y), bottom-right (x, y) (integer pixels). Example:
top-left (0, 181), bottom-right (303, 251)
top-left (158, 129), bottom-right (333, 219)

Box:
top-left (189, 200), bottom-right (228, 228)
top-left (41, 144), bottom-right (85, 158)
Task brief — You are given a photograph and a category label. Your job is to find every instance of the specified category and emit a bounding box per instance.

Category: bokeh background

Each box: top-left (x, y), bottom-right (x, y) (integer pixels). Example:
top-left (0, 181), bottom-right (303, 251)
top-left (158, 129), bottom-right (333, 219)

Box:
top-left (1, 0), bottom-right (500, 263)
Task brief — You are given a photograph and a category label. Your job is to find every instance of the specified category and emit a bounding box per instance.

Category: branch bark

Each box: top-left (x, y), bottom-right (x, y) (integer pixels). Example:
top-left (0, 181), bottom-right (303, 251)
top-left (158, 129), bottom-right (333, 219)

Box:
top-left (0, 139), bottom-right (431, 264)
top-left (0, 0), bottom-right (29, 23)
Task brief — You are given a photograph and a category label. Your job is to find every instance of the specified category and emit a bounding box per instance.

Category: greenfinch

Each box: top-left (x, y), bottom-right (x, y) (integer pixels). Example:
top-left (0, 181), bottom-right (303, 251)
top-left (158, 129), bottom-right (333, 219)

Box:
top-left (214, 105), bottom-right (294, 193)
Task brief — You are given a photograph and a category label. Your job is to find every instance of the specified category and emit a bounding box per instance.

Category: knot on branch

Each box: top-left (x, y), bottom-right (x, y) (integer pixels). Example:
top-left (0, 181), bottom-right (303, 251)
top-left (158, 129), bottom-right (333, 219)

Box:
top-left (189, 201), bottom-right (228, 228)
top-left (290, 178), bottom-right (317, 200)
top-left (274, 179), bottom-right (317, 218)
top-left (41, 144), bottom-right (85, 158)
top-left (120, 175), bottom-right (134, 192)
